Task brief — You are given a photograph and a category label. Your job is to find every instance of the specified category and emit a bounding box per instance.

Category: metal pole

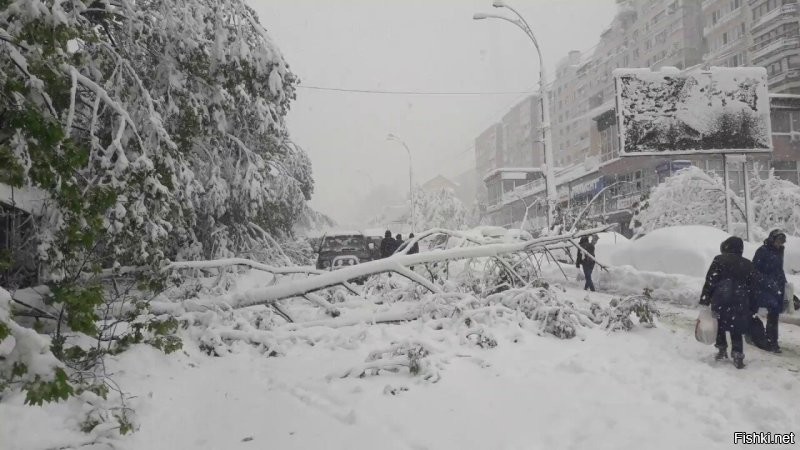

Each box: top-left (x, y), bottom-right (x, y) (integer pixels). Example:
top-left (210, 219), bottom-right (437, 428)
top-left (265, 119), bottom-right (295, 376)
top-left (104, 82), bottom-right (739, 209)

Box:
top-left (407, 148), bottom-right (415, 233)
top-left (473, 8), bottom-right (556, 230)
top-left (723, 154), bottom-right (732, 234)
top-left (387, 135), bottom-right (415, 232)
top-left (743, 159), bottom-right (753, 242)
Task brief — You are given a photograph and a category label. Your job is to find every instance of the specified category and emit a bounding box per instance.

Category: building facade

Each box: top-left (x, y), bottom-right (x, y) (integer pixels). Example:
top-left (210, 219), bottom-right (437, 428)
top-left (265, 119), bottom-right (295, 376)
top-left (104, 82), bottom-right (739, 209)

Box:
top-left (747, 0), bottom-right (800, 93)
top-left (500, 95), bottom-right (544, 168)
top-left (703, 0), bottom-right (751, 66)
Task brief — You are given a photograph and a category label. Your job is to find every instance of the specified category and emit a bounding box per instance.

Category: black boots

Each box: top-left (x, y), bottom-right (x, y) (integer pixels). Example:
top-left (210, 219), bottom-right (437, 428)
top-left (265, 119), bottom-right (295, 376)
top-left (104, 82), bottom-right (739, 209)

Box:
top-left (715, 347), bottom-right (745, 369)
top-left (732, 351), bottom-right (745, 369)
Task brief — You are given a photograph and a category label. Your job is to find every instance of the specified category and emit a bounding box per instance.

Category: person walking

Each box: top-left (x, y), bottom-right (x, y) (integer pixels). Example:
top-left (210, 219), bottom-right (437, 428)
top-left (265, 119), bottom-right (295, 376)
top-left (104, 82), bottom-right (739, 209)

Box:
top-left (753, 229), bottom-right (787, 353)
top-left (575, 236), bottom-right (596, 292)
top-left (379, 230), bottom-right (398, 258)
top-left (407, 233), bottom-right (420, 255)
top-left (395, 233), bottom-right (404, 252)
top-left (699, 237), bottom-right (764, 368)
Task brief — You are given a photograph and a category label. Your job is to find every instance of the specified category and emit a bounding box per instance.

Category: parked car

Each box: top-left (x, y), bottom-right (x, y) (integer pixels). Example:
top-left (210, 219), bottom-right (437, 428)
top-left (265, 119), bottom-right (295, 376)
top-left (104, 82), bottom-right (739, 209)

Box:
top-left (315, 231), bottom-right (373, 270)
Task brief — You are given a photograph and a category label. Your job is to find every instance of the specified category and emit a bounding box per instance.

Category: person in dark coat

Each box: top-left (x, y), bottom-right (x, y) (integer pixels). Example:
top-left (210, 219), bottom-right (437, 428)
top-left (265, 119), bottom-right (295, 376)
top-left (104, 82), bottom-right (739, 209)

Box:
top-left (753, 229), bottom-right (787, 353)
top-left (407, 233), bottom-right (420, 254)
top-left (395, 234), bottom-right (404, 252)
top-left (379, 230), bottom-right (398, 258)
top-left (700, 237), bottom-right (764, 369)
top-left (575, 236), bottom-right (596, 292)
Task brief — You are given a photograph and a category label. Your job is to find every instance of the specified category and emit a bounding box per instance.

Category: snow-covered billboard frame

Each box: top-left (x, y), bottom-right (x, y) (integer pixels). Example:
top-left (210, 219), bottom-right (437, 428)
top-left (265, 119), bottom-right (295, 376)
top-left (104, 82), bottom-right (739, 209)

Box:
top-left (613, 67), bottom-right (772, 156)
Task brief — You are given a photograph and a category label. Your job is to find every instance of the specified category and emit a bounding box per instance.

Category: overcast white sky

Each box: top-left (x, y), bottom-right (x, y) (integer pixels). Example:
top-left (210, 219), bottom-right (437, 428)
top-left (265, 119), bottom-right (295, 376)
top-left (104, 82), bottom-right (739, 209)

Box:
top-left (249, 0), bottom-right (617, 225)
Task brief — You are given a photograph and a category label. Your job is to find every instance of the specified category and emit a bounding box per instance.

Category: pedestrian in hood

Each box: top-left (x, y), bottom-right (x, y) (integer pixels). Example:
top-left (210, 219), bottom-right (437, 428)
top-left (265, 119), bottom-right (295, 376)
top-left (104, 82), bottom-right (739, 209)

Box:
top-left (753, 229), bottom-right (787, 353)
top-left (379, 230), bottom-right (398, 258)
top-left (700, 236), bottom-right (764, 368)
top-left (575, 236), bottom-right (596, 292)
top-left (408, 233), bottom-right (420, 254)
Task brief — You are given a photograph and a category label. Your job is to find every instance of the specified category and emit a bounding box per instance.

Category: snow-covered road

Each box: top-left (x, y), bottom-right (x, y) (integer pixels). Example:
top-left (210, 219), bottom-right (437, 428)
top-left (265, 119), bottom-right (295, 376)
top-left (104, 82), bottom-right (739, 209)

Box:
top-left (3, 279), bottom-right (799, 450)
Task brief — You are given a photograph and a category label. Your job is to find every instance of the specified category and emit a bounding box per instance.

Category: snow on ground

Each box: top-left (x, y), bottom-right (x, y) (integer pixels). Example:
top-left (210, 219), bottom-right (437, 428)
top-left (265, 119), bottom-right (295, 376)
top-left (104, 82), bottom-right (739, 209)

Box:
top-left (3, 266), bottom-right (799, 450)
top-left (607, 225), bottom-right (800, 276)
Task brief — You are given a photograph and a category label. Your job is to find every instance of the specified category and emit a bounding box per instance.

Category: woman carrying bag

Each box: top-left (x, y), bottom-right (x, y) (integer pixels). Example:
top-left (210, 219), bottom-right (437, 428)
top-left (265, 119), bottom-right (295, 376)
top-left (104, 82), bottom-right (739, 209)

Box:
top-left (699, 237), bottom-right (764, 369)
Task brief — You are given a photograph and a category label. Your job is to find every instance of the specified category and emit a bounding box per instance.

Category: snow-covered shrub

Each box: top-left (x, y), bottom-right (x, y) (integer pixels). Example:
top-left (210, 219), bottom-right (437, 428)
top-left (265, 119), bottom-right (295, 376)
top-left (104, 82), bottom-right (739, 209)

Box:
top-left (412, 187), bottom-right (469, 231)
top-left (363, 274), bottom-right (423, 304)
top-left (635, 167), bottom-right (734, 234)
top-left (605, 289), bottom-right (660, 332)
top-left (637, 165), bottom-right (800, 239)
top-left (163, 302), bottom-right (284, 357)
top-left (485, 288), bottom-right (595, 339)
top-left (338, 341), bottom-right (440, 382)
top-left (0, 288), bottom-right (72, 405)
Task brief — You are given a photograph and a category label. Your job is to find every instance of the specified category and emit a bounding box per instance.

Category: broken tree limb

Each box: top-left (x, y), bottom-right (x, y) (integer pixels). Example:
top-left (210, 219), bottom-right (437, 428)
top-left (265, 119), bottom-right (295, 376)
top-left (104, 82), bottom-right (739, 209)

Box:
top-left (223, 225), bottom-right (613, 309)
top-left (303, 292), bottom-right (340, 317)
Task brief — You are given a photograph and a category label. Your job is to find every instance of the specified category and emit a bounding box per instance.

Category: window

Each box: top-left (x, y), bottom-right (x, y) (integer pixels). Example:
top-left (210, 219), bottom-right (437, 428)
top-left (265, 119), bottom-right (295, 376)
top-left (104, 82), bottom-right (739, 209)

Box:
top-left (771, 110), bottom-right (790, 132)
top-left (732, 0), bottom-right (742, 10)
top-left (722, 32), bottom-right (729, 45)
top-left (712, 10), bottom-right (721, 25)
top-left (789, 55), bottom-right (800, 69)
top-left (767, 61), bottom-right (783, 76)
top-left (773, 161), bottom-right (799, 184)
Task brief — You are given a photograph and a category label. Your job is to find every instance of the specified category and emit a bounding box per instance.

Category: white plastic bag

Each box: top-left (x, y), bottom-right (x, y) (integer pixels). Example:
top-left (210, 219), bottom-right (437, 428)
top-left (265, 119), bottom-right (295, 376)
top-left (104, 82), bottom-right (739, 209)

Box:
top-left (576, 270), bottom-right (585, 282)
top-left (695, 307), bottom-right (718, 345)
top-left (784, 282), bottom-right (795, 315)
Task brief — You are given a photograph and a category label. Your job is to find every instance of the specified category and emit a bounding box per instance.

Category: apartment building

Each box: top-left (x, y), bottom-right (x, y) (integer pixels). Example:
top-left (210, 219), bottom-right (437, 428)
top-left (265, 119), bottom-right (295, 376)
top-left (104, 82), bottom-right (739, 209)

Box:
top-left (703, 0), bottom-right (751, 66)
top-left (748, 0), bottom-right (800, 93)
top-left (500, 95), bottom-right (544, 168)
top-left (474, 123), bottom-right (503, 202)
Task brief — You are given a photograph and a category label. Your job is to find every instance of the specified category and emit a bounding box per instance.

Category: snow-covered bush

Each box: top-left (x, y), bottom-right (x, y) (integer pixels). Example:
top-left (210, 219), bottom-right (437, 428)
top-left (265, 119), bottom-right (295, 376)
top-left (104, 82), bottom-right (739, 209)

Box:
top-left (635, 167), bottom-right (734, 234)
top-left (604, 289), bottom-right (660, 332)
top-left (337, 341), bottom-right (441, 382)
top-left (412, 187), bottom-right (469, 231)
top-left (636, 165), bottom-right (800, 240)
top-left (0, 288), bottom-right (72, 405)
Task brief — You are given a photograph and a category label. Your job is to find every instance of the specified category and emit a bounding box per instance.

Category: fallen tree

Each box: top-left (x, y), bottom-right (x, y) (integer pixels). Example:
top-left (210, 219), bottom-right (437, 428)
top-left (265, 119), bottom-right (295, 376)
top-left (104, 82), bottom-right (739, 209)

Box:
top-left (220, 225), bottom-right (613, 309)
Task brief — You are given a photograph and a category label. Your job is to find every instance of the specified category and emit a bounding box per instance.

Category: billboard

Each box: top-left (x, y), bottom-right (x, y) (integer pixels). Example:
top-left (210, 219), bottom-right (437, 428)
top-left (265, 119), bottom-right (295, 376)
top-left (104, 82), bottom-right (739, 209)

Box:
top-left (613, 67), bottom-right (772, 156)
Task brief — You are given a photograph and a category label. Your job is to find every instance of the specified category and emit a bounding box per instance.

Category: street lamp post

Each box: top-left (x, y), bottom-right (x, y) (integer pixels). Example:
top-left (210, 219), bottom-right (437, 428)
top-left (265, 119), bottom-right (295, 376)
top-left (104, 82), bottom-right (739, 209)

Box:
top-left (386, 133), bottom-right (416, 232)
top-left (474, 1), bottom-right (557, 230)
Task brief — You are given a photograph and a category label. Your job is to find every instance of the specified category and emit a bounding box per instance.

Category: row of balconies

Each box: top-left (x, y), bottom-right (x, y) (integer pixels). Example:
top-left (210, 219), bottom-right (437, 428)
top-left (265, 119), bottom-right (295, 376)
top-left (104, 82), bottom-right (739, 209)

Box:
top-left (752, 3), bottom-right (798, 32)
top-left (704, 7), bottom-right (745, 36)
top-left (768, 68), bottom-right (800, 87)
top-left (752, 36), bottom-right (800, 62)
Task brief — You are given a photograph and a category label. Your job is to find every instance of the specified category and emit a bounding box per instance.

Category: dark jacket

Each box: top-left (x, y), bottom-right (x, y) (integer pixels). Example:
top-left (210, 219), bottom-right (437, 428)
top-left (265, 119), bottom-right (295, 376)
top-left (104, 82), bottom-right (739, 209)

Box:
top-left (379, 231), bottom-right (398, 258)
top-left (700, 237), bottom-right (762, 333)
top-left (575, 237), bottom-right (596, 269)
top-left (409, 242), bottom-right (420, 254)
top-left (752, 232), bottom-right (786, 314)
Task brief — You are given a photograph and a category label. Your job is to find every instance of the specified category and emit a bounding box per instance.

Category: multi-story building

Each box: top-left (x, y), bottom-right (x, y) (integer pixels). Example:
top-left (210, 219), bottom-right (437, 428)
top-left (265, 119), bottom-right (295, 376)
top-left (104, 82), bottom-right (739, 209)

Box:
top-left (473, 0), bottom-right (800, 232)
top-left (748, 0), bottom-right (800, 93)
top-left (500, 95), bottom-right (544, 168)
top-left (703, 0), bottom-right (751, 66)
top-left (550, 50), bottom-right (587, 168)
top-left (474, 123), bottom-right (503, 202)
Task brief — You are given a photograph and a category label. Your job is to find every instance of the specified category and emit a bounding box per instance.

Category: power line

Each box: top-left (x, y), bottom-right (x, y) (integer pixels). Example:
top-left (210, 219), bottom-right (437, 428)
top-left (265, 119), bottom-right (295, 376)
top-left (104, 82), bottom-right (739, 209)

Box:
top-left (297, 84), bottom-right (535, 96)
